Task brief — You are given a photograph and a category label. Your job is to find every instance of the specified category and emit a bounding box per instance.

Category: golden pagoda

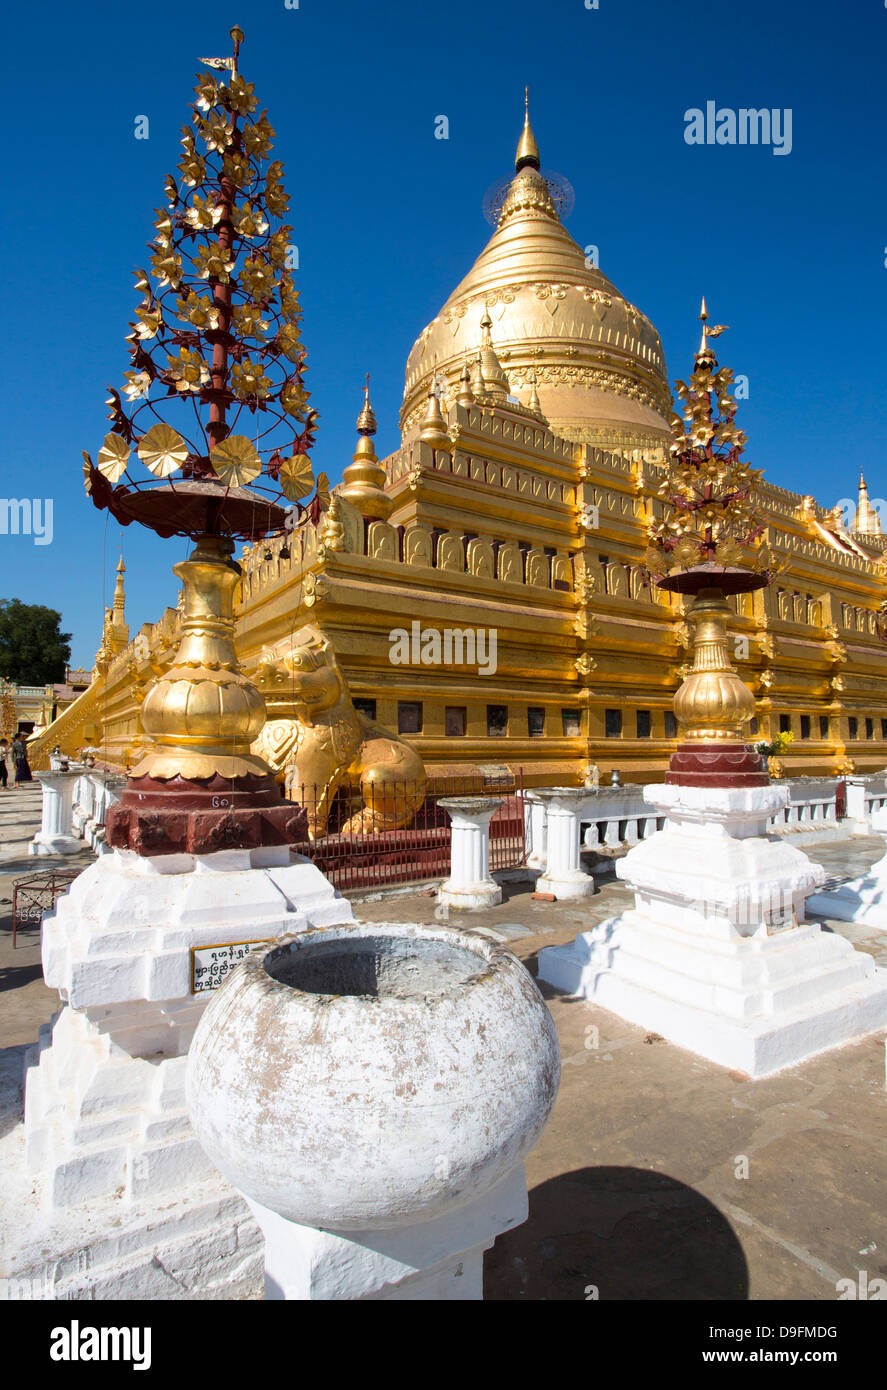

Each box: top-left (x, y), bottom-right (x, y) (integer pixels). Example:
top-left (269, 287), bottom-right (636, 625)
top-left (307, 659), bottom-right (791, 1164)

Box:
top-left (32, 100), bottom-right (887, 788)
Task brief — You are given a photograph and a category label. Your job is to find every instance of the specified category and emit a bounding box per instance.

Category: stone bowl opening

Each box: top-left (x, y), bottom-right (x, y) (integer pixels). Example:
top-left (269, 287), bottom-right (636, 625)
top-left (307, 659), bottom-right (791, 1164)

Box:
top-left (264, 932), bottom-right (488, 1000)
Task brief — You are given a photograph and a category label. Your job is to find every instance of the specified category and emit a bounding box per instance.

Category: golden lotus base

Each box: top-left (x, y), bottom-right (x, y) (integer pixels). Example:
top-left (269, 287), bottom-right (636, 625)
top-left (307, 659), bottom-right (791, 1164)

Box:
top-left (131, 750), bottom-right (270, 781)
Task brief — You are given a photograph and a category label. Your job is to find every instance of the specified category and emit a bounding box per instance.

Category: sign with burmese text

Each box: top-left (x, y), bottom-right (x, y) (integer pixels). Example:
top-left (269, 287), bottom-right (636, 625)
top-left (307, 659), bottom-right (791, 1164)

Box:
top-left (191, 939), bottom-right (274, 994)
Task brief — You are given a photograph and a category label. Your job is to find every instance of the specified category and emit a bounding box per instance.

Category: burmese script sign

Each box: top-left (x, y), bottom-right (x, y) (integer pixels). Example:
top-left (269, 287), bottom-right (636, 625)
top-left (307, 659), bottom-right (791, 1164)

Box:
top-left (191, 939), bottom-right (275, 994)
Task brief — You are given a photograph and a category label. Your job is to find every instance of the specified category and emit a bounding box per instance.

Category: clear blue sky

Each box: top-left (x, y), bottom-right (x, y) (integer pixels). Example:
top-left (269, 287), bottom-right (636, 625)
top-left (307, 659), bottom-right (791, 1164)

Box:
top-left (2, 0), bottom-right (884, 667)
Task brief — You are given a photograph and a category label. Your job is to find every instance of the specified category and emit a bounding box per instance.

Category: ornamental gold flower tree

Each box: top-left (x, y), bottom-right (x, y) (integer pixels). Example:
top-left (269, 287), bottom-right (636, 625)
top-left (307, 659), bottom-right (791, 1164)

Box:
top-left (642, 301), bottom-right (779, 787)
top-left (82, 27), bottom-right (328, 855)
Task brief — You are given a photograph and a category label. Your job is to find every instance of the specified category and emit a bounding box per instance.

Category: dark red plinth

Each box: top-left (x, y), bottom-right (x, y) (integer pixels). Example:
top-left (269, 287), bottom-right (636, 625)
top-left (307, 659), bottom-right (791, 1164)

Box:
top-left (666, 742), bottom-right (770, 788)
top-left (106, 772), bottom-right (307, 857)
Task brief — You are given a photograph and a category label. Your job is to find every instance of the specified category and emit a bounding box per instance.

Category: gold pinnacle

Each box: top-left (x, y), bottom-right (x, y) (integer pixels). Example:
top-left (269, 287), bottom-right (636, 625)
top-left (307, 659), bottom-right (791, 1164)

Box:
top-left (515, 87), bottom-right (541, 172)
top-left (698, 296), bottom-right (709, 356)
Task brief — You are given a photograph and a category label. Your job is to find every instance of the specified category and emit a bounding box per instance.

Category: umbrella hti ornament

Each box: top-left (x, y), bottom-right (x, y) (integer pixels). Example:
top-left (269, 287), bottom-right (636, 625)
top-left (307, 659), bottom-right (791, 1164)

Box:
top-left (646, 302), bottom-right (778, 789)
top-left (86, 27), bottom-right (314, 856)
top-left (82, 24), bottom-right (322, 543)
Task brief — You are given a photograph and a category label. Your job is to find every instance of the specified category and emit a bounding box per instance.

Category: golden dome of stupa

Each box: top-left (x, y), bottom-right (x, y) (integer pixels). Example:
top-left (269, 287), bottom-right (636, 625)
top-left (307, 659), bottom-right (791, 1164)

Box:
top-left (401, 99), bottom-right (672, 452)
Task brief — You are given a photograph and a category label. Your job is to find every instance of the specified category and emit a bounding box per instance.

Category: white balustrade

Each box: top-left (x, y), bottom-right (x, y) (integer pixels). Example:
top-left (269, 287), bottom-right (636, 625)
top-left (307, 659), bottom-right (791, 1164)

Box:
top-left (525, 772), bottom-right (875, 884)
top-left (69, 766), bottom-right (126, 853)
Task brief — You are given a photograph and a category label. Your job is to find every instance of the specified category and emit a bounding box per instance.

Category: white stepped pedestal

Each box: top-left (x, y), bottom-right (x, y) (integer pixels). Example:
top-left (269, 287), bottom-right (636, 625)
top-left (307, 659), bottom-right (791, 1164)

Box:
top-left (534, 788), bottom-right (595, 899)
top-left (538, 783), bottom-right (887, 1078)
top-left (2, 843), bottom-right (354, 1299)
top-left (29, 771), bottom-right (82, 857)
top-left (437, 797), bottom-right (503, 909)
top-left (807, 804), bottom-right (887, 929)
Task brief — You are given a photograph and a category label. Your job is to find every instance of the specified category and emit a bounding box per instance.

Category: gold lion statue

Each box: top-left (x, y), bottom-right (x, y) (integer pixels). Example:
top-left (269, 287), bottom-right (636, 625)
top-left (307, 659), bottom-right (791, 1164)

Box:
top-left (252, 624), bottom-right (426, 838)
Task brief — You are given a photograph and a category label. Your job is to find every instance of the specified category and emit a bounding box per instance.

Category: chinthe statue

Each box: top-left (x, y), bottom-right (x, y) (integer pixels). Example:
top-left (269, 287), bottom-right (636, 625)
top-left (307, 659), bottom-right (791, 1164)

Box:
top-left (253, 624), bottom-right (426, 837)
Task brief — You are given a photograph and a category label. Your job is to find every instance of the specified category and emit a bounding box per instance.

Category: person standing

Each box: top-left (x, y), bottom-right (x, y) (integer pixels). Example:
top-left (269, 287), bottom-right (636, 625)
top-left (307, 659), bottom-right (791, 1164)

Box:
top-left (0, 739), bottom-right (8, 789)
top-left (11, 734), bottom-right (32, 785)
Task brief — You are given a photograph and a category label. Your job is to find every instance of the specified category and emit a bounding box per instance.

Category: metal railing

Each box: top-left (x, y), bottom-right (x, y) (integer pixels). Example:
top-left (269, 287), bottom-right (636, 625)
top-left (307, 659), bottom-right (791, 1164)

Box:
top-left (11, 868), bottom-right (80, 948)
top-left (290, 771), bottom-right (526, 891)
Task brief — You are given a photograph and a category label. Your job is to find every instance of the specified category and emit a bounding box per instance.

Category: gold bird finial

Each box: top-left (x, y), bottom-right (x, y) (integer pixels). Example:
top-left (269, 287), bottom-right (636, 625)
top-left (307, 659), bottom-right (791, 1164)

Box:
top-left (200, 27), bottom-right (244, 81)
top-left (697, 297), bottom-right (729, 359)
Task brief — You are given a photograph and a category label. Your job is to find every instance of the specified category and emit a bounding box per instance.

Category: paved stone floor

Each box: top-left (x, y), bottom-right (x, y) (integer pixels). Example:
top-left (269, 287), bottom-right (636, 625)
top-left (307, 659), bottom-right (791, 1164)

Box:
top-left (1, 788), bottom-right (885, 1300)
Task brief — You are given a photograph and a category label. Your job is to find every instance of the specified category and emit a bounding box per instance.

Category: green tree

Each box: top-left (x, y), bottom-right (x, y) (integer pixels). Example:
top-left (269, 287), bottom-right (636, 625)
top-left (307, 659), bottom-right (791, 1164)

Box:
top-left (0, 600), bottom-right (71, 685)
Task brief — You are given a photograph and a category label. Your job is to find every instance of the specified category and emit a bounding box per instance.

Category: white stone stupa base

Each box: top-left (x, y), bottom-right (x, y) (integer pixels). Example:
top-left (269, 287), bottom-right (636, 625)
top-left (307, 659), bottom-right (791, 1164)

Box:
top-left (246, 1164), bottom-right (528, 1301)
top-left (2, 844), bottom-right (354, 1300)
top-left (806, 807), bottom-right (887, 930)
top-left (538, 783), bottom-right (887, 1078)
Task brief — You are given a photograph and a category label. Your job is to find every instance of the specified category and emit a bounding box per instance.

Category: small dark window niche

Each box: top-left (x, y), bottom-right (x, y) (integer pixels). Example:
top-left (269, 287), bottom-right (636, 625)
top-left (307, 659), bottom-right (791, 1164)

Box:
top-left (445, 706), bottom-right (466, 737)
top-left (487, 704), bottom-right (508, 737)
top-left (562, 709), bottom-right (581, 737)
top-left (398, 701), bottom-right (422, 735)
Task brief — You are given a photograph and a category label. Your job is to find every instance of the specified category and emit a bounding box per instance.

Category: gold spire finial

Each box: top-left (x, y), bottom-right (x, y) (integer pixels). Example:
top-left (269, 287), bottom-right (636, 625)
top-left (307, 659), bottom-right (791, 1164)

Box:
top-left (356, 373), bottom-right (377, 436)
top-left (697, 296), bottom-right (709, 356)
top-left (340, 378), bottom-right (392, 519)
top-left (470, 353), bottom-right (486, 397)
top-left (515, 87), bottom-right (541, 172)
top-left (419, 388), bottom-right (452, 453)
top-left (110, 550), bottom-right (129, 648)
top-left (696, 297), bottom-right (728, 364)
top-left (478, 310), bottom-right (509, 399)
top-left (457, 361), bottom-right (475, 407)
top-left (856, 469), bottom-right (881, 536)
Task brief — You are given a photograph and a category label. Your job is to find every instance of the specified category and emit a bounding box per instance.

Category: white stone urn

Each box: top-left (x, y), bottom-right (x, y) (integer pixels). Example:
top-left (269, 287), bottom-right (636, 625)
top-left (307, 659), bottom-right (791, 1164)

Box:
top-left (187, 921), bottom-right (560, 1298)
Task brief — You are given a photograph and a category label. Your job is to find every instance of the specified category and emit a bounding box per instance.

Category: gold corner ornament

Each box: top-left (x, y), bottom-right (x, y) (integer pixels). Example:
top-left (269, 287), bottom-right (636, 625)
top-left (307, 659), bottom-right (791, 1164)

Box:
top-left (137, 422), bottom-right (188, 477)
top-left (209, 433), bottom-right (262, 487)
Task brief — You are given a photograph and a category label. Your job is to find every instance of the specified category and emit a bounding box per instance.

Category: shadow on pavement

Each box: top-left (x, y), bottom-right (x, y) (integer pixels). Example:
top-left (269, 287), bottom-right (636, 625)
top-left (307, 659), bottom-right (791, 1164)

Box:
top-left (484, 1165), bottom-right (749, 1300)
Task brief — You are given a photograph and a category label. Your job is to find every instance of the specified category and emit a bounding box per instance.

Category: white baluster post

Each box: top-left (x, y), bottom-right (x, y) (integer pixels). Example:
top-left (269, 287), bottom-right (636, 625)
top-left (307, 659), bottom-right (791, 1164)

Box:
top-left (437, 797), bottom-right (503, 909)
top-left (30, 770), bottom-right (82, 857)
top-left (534, 789), bottom-right (595, 899)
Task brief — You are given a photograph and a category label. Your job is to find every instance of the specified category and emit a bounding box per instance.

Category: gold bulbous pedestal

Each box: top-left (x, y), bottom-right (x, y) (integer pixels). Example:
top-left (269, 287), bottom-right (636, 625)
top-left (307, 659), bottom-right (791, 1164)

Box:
top-left (106, 535), bottom-right (307, 856)
top-left (135, 536), bottom-right (268, 782)
top-left (658, 567), bottom-right (769, 788)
